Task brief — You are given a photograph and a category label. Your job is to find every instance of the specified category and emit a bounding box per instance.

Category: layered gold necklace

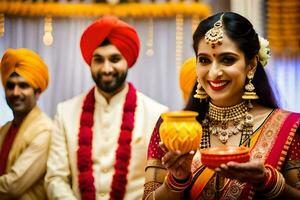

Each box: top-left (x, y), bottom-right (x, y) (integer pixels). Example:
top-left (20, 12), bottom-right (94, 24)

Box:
top-left (200, 101), bottom-right (254, 148)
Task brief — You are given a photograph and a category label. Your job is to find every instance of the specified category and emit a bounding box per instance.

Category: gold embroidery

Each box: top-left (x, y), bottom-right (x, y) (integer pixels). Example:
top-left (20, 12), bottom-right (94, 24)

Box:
top-left (143, 181), bottom-right (162, 200)
top-left (145, 160), bottom-right (167, 183)
top-left (251, 110), bottom-right (287, 165)
top-left (222, 180), bottom-right (246, 199)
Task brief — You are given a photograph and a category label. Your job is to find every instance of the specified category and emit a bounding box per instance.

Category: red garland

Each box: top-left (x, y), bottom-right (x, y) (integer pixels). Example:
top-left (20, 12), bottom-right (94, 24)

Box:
top-left (77, 82), bottom-right (137, 200)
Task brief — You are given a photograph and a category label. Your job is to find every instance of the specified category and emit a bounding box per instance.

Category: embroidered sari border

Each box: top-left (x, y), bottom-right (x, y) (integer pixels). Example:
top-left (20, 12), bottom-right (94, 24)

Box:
top-left (250, 110), bottom-right (286, 162)
top-left (265, 112), bottom-right (300, 170)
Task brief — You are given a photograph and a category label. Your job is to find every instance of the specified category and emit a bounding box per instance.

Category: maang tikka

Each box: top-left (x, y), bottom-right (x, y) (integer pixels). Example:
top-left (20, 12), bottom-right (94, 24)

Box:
top-left (205, 13), bottom-right (225, 48)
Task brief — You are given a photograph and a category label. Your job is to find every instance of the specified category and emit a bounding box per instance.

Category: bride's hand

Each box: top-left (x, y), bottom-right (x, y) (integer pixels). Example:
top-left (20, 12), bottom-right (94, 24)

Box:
top-left (160, 143), bottom-right (195, 180)
top-left (215, 159), bottom-right (267, 185)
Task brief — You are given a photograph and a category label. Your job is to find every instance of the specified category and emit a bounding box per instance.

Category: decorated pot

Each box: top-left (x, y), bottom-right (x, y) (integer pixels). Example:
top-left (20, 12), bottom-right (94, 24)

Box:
top-left (159, 111), bottom-right (202, 154)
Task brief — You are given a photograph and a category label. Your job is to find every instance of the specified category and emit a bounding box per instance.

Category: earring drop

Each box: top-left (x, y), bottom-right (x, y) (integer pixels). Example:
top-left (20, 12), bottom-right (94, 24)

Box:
top-left (242, 71), bottom-right (259, 108)
top-left (194, 80), bottom-right (208, 101)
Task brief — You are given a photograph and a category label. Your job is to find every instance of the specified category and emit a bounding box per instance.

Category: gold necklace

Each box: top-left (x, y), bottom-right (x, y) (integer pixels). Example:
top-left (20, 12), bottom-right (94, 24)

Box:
top-left (202, 101), bottom-right (254, 145)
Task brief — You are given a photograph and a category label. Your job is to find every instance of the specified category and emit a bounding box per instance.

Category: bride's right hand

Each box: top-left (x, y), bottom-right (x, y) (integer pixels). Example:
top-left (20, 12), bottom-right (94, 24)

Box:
top-left (160, 142), bottom-right (195, 180)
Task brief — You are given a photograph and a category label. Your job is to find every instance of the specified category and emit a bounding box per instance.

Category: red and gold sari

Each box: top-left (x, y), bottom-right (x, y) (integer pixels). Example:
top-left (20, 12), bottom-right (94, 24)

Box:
top-left (146, 109), bottom-right (300, 200)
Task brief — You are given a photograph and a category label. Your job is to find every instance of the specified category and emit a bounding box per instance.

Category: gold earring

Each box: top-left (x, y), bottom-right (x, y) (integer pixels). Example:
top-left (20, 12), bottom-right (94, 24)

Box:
top-left (194, 80), bottom-right (208, 101)
top-left (242, 71), bottom-right (259, 108)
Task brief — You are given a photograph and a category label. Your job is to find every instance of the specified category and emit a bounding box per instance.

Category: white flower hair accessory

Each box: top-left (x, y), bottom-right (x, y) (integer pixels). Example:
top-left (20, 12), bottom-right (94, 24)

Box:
top-left (258, 36), bottom-right (271, 67)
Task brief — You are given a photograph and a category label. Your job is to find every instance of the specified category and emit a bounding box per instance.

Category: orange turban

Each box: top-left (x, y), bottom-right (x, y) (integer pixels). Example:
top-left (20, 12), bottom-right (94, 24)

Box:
top-left (0, 48), bottom-right (49, 92)
top-left (80, 16), bottom-right (140, 68)
top-left (179, 57), bottom-right (197, 102)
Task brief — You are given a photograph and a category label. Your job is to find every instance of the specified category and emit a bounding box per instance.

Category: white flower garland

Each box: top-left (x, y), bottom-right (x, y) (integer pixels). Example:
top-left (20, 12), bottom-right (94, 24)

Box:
top-left (258, 36), bottom-right (271, 67)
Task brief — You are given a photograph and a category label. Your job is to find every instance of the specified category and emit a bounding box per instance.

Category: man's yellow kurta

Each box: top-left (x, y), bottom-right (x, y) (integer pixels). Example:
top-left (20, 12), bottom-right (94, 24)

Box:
top-left (0, 106), bottom-right (52, 200)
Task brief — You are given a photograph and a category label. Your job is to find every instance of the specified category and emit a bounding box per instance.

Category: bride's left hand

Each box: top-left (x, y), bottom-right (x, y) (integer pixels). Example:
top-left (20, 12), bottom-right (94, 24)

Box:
top-left (215, 159), bottom-right (267, 185)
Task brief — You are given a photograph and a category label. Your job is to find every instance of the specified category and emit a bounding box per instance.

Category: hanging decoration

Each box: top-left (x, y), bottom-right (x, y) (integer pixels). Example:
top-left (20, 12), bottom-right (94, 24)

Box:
top-left (267, 0), bottom-right (300, 56)
top-left (0, 13), bottom-right (4, 38)
top-left (43, 16), bottom-right (54, 46)
top-left (191, 14), bottom-right (200, 35)
top-left (146, 18), bottom-right (154, 57)
top-left (175, 14), bottom-right (184, 69)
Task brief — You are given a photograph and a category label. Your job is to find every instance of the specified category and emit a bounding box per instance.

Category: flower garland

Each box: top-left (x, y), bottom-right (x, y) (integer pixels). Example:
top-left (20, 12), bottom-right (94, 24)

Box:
top-left (0, 2), bottom-right (211, 18)
top-left (77, 82), bottom-right (137, 200)
top-left (258, 35), bottom-right (271, 67)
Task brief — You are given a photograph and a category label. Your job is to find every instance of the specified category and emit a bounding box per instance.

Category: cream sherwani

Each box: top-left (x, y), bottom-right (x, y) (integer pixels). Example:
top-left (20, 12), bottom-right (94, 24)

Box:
top-left (0, 106), bottom-right (52, 200)
top-left (45, 83), bottom-right (168, 200)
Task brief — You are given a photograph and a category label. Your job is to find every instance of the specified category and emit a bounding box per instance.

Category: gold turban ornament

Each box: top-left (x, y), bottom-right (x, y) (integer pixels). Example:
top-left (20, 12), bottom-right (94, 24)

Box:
top-left (0, 48), bottom-right (49, 92)
top-left (179, 57), bottom-right (197, 102)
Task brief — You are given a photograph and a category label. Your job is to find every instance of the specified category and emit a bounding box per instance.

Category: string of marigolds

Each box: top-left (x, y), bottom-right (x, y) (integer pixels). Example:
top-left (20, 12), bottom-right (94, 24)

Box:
top-left (0, 2), bottom-right (211, 18)
top-left (0, 14), bottom-right (4, 38)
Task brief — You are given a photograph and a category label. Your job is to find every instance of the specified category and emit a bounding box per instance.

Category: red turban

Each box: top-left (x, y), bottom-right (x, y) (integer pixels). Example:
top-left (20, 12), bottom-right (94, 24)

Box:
top-left (80, 16), bottom-right (140, 68)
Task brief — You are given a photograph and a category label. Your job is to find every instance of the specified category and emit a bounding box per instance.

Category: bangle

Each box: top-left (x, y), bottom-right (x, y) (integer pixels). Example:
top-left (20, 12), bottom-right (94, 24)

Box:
top-left (264, 169), bottom-right (285, 199)
top-left (254, 164), bottom-right (276, 191)
top-left (164, 172), bottom-right (192, 192)
top-left (256, 165), bottom-right (285, 199)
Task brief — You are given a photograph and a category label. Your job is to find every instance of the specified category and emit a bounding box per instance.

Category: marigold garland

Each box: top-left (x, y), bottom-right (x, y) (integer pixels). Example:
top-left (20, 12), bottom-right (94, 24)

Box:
top-left (77, 82), bottom-right (137, 200)
top-left (0, 2), bottom-right (211, 18)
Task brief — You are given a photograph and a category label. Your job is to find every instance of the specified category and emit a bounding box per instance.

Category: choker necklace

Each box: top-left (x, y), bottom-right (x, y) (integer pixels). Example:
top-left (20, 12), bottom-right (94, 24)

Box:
top-left (201, 101), bottom-right (254, 148)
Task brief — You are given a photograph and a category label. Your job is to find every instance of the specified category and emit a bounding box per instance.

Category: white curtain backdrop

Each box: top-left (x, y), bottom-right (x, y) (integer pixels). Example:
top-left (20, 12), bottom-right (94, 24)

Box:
top-left (230, 0), bottom-right (264, 35)
top-left (267, 58), bottom-right (300, 112)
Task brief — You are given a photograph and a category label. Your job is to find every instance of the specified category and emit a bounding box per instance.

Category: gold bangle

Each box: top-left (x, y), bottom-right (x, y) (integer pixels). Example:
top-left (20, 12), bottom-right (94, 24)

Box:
top-left (264, 170), bottom-right (286, 199)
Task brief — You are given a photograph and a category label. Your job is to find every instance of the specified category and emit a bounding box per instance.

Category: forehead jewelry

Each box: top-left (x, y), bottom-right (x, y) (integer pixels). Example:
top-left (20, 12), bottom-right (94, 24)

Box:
top-left (205, 14), bottom-right (225, 48)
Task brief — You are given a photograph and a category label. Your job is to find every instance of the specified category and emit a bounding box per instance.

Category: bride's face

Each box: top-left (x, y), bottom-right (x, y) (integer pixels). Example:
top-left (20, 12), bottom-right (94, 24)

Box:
top-left (196, 33), bottom-right (252, 107)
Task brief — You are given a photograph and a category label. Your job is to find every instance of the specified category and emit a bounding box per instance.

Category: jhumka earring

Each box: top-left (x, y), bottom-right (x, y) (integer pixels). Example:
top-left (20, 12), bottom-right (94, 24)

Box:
top-left (205, 13), bottom-right (225, 48)
top-left (194, 79), bottom-right (208, 101)
top-left (242, 71), bottom-right (259, 108)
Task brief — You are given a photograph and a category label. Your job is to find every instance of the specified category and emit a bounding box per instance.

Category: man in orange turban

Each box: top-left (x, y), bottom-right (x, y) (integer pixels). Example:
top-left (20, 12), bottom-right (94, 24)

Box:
top-left (1, 48), bottom-right (49, 93)
top-left (45, 16), bottom-right (168, 200)
top-left (0, 48), bottom-right (52, 200)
